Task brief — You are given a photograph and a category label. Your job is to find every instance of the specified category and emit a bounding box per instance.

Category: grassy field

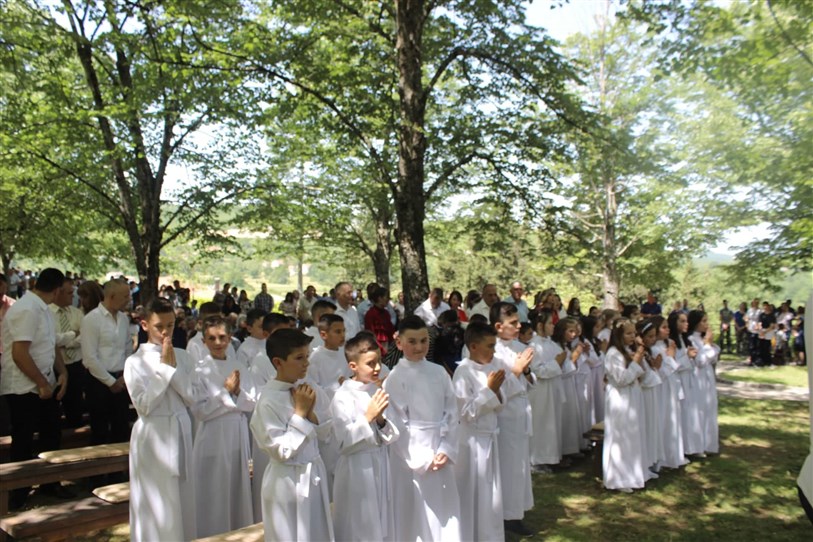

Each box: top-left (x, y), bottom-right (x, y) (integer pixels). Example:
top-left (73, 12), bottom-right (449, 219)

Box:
top-left (514, 396), bottom-right (811, 541)
top-left (73, 396), bottom-right (810, 541)
top-left (719, 365), bottom-right (809, 388)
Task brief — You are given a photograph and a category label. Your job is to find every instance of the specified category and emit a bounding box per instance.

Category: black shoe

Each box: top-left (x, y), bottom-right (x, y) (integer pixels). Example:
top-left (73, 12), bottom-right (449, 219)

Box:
top-left (504, 520), bottom-right (534, 536)
top-left (38, 483), bottom-right (76, 499)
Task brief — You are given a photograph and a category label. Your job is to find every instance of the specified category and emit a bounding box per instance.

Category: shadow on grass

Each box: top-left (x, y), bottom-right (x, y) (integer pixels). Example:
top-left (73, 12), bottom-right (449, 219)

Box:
top-left (516, 397), bottom-right (811, 541)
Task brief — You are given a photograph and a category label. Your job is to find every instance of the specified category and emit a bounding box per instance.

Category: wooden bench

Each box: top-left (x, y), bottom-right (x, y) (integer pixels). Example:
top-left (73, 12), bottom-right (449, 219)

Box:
top-left (0, 443), bottom-right (129, 516)
top-left (195, 522), bottom-right (264, 542)
top-left (0, 483), bottom-right (129, 542)
top-left (583, 421), bottom-right (605, 480)
top-left (0, 426), bottom-right (93, 464)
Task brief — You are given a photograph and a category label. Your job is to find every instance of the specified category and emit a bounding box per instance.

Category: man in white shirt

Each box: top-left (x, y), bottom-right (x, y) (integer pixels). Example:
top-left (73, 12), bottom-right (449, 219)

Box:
top-left (334, 281), bottom-right (361, 341)
top-left (50, 279), bottom-right (86, 427)
top-left (297, 284), bottom-right (319, 323)
top-left (0, 273), bottom-right (15, 357)
top-left (746, 298), bottom-right (762, 365)
top-left (414, 287), bottom-right (450, 327)
top-left (8, 268), bottom-right (21, 299)
top-left (1, 268), bottom-right (69, 509)
top-left (503, 281), bottom-right (530, 323)
top-left (468, 283), bottom-right (500, 320)
top-left (81, 279), bottom-right (132, 446)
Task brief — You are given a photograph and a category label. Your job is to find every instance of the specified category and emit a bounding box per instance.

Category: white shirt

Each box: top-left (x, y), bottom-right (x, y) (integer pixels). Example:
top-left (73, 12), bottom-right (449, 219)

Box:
top-left (413, 298), bottom-right (450, 327)
top-left (0, 292), bottom-right (57, 395)
top-left (50, 304), bottom-right (84, 364)
top-left (468, 299), bottom-right (492, 321)
top-left (746, 307), bottom-right (762, 333)
top-left (335, 303), bottom-right (361, 341)
top-left (81, 304), bottom-right (131, 386)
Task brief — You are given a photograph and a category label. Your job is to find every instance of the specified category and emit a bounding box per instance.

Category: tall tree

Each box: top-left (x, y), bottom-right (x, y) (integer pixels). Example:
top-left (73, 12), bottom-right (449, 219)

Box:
top-left (0, 0), bottom-right (263, 300)
top-left (210, 0), bottom-right (581, 311)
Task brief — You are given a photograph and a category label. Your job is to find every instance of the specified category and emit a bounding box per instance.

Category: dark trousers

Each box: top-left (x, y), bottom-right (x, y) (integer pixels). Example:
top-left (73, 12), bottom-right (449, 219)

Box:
top-left (735, 328), bottom-right (746, 355)
top-left (758, 338), bottom-right (773, 367)
top-left (719, 326), bottom-right (732, 353)
top-left (800, 485), bottom-right (813, 525)
top-left (749, 332), bottom-right (760, 363)
top-left (6, 392), bottom-right (62, 506)
top-left (61, 362), bottom-right (87, 428)
top-left (86, 374), bottom-right (131, 446)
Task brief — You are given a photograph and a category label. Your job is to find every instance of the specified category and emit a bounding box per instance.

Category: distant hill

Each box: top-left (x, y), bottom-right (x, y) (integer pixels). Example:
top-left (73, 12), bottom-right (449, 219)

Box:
top-left (696, 251), bottom-right (735, 265)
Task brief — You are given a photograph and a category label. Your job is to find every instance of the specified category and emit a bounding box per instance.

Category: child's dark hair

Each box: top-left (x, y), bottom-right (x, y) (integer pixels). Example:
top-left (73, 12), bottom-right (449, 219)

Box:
top-left (464, 321), bottom-right (497, 348)
top-left (345, 331), bottom-right (380, 364)
top-left (245, 308), bottom-right (267, 327)
top-left (311, 299), bottom-right (337, 317)
top-left (398, 315), bottom-right (427, 334)
top-left (489, 301), bottom-right (518, 325)
top-left (635, 318), bottom-right (657, 356)
top-left (146, 297), bottom-right (175, 316)
top-left (649, 315), bottom-right (667, 346)
top-left (609, 317), bottom-right (634, 366)
top-left (667, 311), bottom-right (686, 348)
top-left (437, 309), bottom-right (459, 327)
top-left (202, 315), bottom-right (232, 335)
top-left (318, 313), bottom-right (345, 332)
top-left (370, 287), bottom-right (389, 303)
top-left (267, 328), bottom-right (313, 363)
top-left (519, 322), bottom-right (533, 336)
top-left (687, 310), bottom-right (706, 335)
top-left (468, 313), bottom-right (488, 326)
top-left (580, 315), bottom-right (599, 350)
top-left (198, 302), bottom-right (221, 319)
top-left (552, 317), bottom-right (577, 349)
top-left (621, 305), bottom-right (639, 319)
top-left (263, 313), bottom-right (290, 333)
top-left (531, 309), bottom-right (554, 335)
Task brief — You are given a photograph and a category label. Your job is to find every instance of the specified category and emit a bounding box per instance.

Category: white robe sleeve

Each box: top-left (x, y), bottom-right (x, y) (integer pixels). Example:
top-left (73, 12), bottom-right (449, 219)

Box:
top-left (605, 349), bottom-right (645, 386)
top-left (124, 355), bottom-right (176, 417)
top-left (453, 367), bottom-right (502, 423)
top-left (250, 399), bottom-right (316, 462)
top-left (436, 373), bottom-right (459, 463)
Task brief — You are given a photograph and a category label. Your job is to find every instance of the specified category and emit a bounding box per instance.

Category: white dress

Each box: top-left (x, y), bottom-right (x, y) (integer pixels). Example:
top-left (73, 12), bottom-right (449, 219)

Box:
top-left (250, 379), bottom-right (334, 542)
top-left (191, 354), bottom-right (257, 537)
top-left (640, 358), bottom-right (664, 472)
top-left (125, 344), bottom-right (197, 542)
top-left (384, 359), bottom-right (461, 542)
top-left (676, 339), bottom-right (704, 455)
top-left (574, 342), bottom-right (594, 442)
top-left (559, 347), bottom-right (583, 455)
top-left (331, 379), bottom-right (399, 542)
top-left (602, 347), bottom-right (646, 490)
top-left (651, 342), bottom-right (689, 469)
top-left (494, 340), bottom-right (535, 520)
top-left (452, 359), bottom-right (505, 542)
top-left (689, 332), bottom-right (720, 454)
top-left (528, 336), bottom-right (563, 465)
top-left (593, 329), bottom-right (611, 422)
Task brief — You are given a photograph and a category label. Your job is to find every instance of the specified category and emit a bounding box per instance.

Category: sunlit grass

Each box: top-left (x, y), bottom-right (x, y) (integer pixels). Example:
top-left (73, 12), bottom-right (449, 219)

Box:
top-left (720, 365), bottom-right (809, 388)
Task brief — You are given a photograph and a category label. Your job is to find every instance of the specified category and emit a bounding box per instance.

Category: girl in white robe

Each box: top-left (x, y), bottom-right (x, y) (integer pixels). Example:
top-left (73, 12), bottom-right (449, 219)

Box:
top-left (125, 303), bottom-right (198, 542)
top-left (529, 310), bottom-right (564, 468)
top-left (687, 310), bottom-right (720, 454)
top-left (591, 313), bottom-right (611, 423)
top-left (651, 316), bottom-right (689, 470)
top-left (573, 322), bottom-right (595, 441)
top-left (330, 333), bottom-right (399, 542)
top-left (553, 319), bottom-right (584, 456)
top-left (192, 318), bottom-right (257, 538)
top-left (669, 312), bottom-right (704, 456)
top-left (603, 319), bottom-right (647, 493)
top-left (636, 319), bottom-right (664, 476)
top-left (453, 343), bottom-right (505, 542)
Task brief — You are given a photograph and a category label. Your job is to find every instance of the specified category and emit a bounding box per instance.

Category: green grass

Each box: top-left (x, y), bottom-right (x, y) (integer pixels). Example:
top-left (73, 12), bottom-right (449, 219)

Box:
top-left (719, 366), bottom-right (809, 388)
top-left (514, 396), bottom-right (811, 541)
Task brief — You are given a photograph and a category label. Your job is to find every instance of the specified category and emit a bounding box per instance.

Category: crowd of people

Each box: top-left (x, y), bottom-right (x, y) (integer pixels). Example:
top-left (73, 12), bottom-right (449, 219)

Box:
top-left (0, 268), bottom-right (808, 541)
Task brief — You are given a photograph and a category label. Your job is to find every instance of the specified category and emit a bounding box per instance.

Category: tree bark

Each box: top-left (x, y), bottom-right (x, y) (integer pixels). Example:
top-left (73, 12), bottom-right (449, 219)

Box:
top-left (395, 0), bottom-right (431, 313)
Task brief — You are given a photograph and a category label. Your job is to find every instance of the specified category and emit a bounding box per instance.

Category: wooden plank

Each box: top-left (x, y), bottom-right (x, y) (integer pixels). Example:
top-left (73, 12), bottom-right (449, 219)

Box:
top-left (0, 497), bottom-right (128, 540)
top-left (0, 455), bottom-right (129, 491)
top-left (194, 522), bottom-right (264, 542)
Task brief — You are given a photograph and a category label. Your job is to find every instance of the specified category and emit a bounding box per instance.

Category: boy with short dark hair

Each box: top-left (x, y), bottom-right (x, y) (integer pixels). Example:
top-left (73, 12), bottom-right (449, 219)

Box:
top-left (125, 298), bottom-right (198, 541)
top-left (490, 302), bottom-right (536, 536)
top-left (304, 299), bottom-right (338, 351)
top-left (454, 322), bottom-right (506, 541)
top-left (331, 332), bottom-right (399, 541)
top-left (186, 302), bottom-right (236, 363)
top-left (384, 316), bottom-right (462, 541)
top-left (250, 329), bottom-right (334, 541)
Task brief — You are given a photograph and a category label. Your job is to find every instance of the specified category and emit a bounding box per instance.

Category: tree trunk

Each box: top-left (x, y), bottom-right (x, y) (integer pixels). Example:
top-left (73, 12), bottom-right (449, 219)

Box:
top-left (602, 176), bottom-right (620, 310)
top-left (395, 0), bottom-right (430, 314)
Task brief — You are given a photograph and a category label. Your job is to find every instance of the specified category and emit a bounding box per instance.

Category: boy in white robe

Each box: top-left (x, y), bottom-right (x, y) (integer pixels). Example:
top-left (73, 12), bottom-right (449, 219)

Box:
top-left (186, 302), bottom-right (236, 363)
top-left (528, 309), bottom-right (565, 471)
top-left (453, 322), bottom-right (505, 542)
top-left (331, 332), bottom-right (399, 541)
top-left (250, 329), bottom-right (334, 542)
top-left (303, 300), bottom-right (337, 352)
top-left (125, 298), bottom-right (198, 542)
top-left (490, 302), bottom-right (535, 536)
top-left (384, 316), bottom-right (462, 542)
top-left (191, 316), bottom-right (256, 537)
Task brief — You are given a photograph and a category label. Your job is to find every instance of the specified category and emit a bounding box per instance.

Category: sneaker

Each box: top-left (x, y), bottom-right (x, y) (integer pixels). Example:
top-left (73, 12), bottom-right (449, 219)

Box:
top-left (504, 520), bottom-right (534, 536)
